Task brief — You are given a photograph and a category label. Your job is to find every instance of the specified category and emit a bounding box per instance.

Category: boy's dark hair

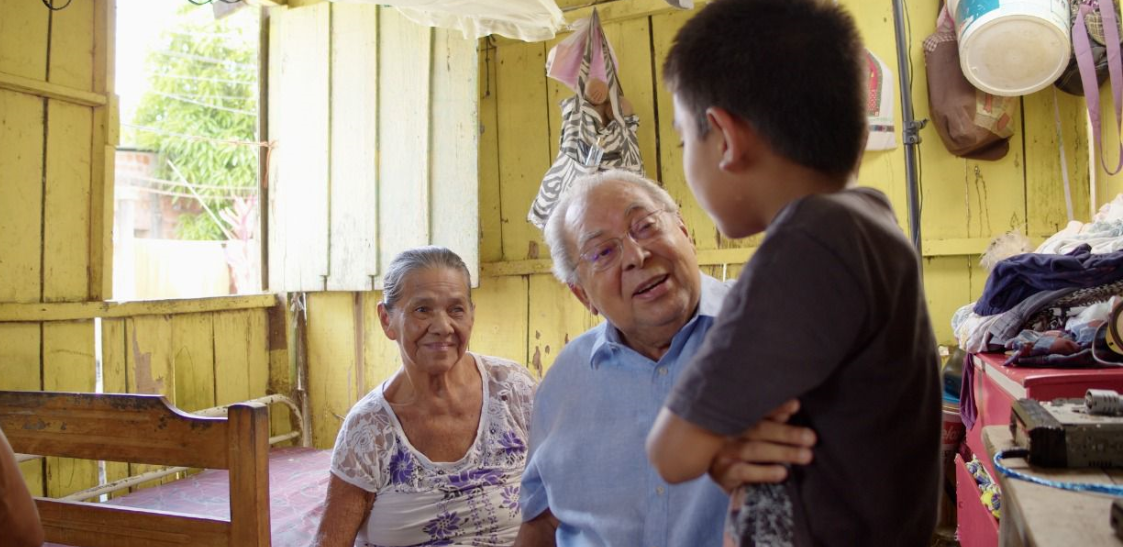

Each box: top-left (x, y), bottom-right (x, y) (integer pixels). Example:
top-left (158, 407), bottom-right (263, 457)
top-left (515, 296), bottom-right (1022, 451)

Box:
top-left (664, 0), bottom-right (867, 179)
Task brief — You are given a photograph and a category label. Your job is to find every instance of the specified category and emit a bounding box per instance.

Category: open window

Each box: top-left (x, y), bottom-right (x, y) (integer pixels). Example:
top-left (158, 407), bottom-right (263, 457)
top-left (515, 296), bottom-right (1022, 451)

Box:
top-left (115, 0), bottom-right (264, 300)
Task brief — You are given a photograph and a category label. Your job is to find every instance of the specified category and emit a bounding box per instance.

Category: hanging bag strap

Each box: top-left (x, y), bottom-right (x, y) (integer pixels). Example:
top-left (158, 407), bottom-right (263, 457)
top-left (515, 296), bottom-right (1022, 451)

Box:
top-left (1076, 0), bottom-right (1123, 175)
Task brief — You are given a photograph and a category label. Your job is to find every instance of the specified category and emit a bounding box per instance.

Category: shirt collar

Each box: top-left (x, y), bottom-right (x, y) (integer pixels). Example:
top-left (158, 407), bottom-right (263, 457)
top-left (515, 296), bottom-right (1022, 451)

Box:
top-left (588, 273), bottom-right (726, 368)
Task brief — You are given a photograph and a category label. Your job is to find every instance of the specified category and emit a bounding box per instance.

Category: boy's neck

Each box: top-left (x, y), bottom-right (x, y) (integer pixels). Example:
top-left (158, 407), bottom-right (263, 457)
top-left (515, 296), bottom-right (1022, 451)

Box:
top-left (756, 157), bottom-right (849, 229)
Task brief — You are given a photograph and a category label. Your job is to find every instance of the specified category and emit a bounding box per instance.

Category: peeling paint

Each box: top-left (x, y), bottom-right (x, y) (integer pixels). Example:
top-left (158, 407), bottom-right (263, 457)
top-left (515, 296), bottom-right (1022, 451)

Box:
top-left (130, 333), bottom-right (165, 395)
top-left (532, 346), bottom-right (542, 377)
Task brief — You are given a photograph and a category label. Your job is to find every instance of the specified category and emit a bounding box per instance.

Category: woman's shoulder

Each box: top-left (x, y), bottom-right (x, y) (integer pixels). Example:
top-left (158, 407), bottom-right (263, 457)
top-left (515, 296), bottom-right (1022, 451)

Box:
top-left (340, 384), bottom-right (393, 428)
top-left (474, 353), bottom-right (537, 388)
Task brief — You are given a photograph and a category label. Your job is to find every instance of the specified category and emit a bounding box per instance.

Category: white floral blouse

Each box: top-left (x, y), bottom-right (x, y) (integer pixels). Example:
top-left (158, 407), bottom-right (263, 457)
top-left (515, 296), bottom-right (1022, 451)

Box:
top-left (330, 353), bottom-right (537, 547)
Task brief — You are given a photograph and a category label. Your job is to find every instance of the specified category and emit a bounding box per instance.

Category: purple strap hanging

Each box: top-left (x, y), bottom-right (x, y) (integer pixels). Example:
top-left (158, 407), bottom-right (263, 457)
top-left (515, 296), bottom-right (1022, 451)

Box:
top-left (1076, 0), bottom-right (1123, 175)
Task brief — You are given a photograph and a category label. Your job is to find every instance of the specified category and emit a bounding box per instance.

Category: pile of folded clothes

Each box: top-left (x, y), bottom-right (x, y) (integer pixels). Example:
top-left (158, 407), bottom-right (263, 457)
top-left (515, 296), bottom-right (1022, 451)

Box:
top-left (952, 196), bottom-right (1123, 367)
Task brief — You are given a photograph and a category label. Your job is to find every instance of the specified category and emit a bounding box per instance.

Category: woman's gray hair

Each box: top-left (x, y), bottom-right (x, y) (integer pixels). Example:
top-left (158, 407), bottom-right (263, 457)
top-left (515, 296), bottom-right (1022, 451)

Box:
top-left (543, 170), bottom-right (679, 285)
top-left (381, 246), bottom-right (472, 309)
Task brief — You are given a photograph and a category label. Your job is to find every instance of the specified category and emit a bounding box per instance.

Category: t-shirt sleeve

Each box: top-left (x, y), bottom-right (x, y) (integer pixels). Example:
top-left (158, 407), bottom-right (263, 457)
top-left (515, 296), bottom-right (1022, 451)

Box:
top-left (667, 228), bottom-right (870, 437)
top-left (329, 401), bottom-right (386, 493)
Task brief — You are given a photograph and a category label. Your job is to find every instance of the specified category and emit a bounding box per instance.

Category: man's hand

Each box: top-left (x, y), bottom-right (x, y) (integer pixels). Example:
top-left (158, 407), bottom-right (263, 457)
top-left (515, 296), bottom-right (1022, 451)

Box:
top-left (513, 510), bottom-right (560, 547)
top-left (708, 399), bottom-right (816, 494)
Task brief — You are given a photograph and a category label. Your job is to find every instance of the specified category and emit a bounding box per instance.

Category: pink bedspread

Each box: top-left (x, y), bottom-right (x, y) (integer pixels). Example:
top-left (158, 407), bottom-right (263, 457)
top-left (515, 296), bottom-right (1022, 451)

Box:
top-left (47, 447), bottom-right (331, 547)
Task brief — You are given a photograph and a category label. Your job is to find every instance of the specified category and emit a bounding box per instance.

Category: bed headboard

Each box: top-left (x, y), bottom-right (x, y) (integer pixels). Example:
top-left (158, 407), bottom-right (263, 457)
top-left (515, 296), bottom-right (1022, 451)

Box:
top-left (0, 391), bottom-right (271, 547)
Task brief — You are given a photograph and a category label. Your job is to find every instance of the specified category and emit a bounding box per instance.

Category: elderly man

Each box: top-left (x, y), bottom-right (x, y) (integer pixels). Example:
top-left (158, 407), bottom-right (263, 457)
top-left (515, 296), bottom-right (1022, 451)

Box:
top-left (515, 170), bottom-right (816, 547)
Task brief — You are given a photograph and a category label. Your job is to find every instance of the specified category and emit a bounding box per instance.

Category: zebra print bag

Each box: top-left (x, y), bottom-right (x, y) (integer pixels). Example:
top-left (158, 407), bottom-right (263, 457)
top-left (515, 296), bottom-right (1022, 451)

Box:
top-left (527, 10), bottom-right (644, 229)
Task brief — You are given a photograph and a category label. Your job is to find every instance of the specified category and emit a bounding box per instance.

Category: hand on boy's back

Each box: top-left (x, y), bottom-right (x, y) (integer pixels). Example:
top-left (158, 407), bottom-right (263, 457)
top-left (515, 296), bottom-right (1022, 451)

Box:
top-left (707, 399), bottom-right (816, 494)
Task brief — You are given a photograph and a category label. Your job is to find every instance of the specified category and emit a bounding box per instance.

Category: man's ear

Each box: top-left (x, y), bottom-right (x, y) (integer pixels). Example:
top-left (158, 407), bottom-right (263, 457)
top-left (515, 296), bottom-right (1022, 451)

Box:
top-left (706, 107), bottom-right (756, 172)
top-left (569, 283), bottom-right (599, 316)
top-left (377, 303), bottom-right (399, 340)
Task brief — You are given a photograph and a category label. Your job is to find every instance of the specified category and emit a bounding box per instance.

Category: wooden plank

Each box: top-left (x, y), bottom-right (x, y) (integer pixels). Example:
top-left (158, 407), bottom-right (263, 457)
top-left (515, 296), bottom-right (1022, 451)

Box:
top-left (429, 28), bottom-right (481, 284)
top-left (101, 317), bottom-right (130, 497)
top-left (527, 274), bottom-right (599, 376)
top-left (471, 275), bottom-right (530, 368)
top-left (43, 100), bottom-right (93, 302)
top-left (478, 37), bottom-right (503, 263)
top-left (1024, 88), bottom-right (1092, 234)
top-left (327, 3), bottom-right (379, 291)
top-left (0, 323), bottom-right (45, 496)
top-left (0, 71), bottom-right (107, 106)
top-left (922, 256), bottom-right (975, 346)
top-left (361, 290), bottom-right (400, 396)
top-left (267, 3), bottom-right (330, 292)
top-left (0, 89), bottom-right (45, 303)
top-left (48, 0), bottom-right (95, 91)
top-left (171, 314), bottom-right (216, 413)
top-left (0, 0), bottom-right (48, 80)
top-left (42, 321), bottom-right (98, 498)
top-left (0, 294), bottom-right (278, 322)
top-left (563, 0), bottom-right (687, 26)
top-left (266, 301), bottom-right (294, 443)
top-left (376, 10), bottom-right (433, 287)
top-left (125, 316), bottom-right (174, 395)
top-left (37, 498), bottom-right (230, 547)
top-left (0, 392), bottom-right (227, 470)
top-left (921, 237), bottom-right (992, 257)
top-left (605, 17), bottom-right (658, 182)
top-left (214, 309), bottom-right (270, 406)
top-left (226, 404), bottom-right (271, 547)
top-left (89, 0), bottom-right (116, 301)
top-left (984, 426), bottom-right (1120, 546)
top-left (651, 9), bottom-right (749, 251)
top-left (305, 292), bottom-right (358, 448)
top-left (125, 315), bottom-right (176, 488)
top-left (496, 40), bottom-right (551, 261)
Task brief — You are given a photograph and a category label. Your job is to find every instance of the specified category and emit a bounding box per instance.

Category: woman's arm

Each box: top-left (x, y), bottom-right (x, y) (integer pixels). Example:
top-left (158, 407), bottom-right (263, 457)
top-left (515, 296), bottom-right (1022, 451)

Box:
top-left (0, 428), bottom-right (44, 547)
top-left (312, 475), bottom-right (376, 547)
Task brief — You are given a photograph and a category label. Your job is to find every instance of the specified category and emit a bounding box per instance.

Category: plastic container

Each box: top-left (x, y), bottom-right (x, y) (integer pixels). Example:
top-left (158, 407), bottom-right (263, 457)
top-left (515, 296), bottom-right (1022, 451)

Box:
top-left (954, 0), bottom-right (1071, 96)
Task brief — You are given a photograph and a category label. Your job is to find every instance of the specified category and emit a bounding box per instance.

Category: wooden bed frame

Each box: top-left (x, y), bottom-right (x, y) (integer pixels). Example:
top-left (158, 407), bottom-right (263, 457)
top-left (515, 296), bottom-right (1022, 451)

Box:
top-left (0, 390), bottom-right (271, 547)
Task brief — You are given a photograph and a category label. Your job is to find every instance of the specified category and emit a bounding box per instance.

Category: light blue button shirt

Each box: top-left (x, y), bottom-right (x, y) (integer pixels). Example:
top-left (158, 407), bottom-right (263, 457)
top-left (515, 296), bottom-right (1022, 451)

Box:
top-left (520, 275), bottom-right (730, 547)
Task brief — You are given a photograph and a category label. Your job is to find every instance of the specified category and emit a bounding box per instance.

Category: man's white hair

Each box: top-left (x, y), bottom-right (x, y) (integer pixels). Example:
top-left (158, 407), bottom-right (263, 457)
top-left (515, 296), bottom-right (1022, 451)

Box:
top-left (543, 170), bottom-right (680, 285)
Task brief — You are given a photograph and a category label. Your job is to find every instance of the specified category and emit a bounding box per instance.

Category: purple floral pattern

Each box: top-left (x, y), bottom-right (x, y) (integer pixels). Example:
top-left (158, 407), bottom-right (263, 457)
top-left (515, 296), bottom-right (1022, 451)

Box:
top-left (329, 353), bottom-right (538, 547)
top-left (387, 446), bottom-right (416, 485)
top-left (422, 511), bottom-right (462, 544)
top-left (499, 430), bottom-right (526, 456)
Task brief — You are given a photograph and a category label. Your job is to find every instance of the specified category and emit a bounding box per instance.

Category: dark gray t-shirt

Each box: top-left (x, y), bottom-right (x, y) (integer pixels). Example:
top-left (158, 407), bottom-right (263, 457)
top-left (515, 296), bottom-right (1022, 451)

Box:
top-left (667, 187), bottom-right (941, 546)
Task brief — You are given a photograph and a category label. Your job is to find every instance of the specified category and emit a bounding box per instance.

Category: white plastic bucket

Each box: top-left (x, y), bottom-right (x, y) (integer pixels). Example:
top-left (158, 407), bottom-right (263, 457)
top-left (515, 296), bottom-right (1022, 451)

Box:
top-left (954, 0), bottom-right (1071, 96)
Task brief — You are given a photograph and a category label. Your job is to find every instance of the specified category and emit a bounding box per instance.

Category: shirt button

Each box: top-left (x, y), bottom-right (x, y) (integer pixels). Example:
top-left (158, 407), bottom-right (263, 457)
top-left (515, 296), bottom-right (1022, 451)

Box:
top-left (657, 367), bottom-right (668, 376)
top-left (656, 485), bottom-right (665, 495)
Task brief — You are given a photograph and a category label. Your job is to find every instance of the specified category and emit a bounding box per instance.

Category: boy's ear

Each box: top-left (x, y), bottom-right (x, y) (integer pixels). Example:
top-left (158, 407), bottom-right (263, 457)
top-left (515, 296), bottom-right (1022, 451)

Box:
top-left (568, 283), bottom-right (599, 316)
top-left (706, 107), bottom-right (757, 172)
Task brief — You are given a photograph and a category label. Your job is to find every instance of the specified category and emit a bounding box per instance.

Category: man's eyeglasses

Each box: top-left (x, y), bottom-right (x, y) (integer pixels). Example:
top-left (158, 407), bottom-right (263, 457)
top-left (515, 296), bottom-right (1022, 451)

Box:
top-left (578, 209), bottom-right (669, 273)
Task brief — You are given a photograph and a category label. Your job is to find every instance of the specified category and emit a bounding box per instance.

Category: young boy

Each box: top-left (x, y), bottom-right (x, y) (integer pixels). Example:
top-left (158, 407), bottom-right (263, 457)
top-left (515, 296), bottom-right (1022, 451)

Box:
top-left (645, 0), bottom-right (942, 545)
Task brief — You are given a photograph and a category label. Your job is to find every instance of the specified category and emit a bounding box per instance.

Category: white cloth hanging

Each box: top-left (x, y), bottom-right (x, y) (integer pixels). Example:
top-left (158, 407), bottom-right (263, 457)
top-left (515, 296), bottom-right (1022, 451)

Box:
top-left (331, 0), bottom-right (564, 42)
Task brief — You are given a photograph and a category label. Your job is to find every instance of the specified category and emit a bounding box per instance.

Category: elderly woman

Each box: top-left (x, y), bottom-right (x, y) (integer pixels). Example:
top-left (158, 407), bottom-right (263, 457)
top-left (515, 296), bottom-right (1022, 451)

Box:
top-left (313, 247), bottom-right (536, 547)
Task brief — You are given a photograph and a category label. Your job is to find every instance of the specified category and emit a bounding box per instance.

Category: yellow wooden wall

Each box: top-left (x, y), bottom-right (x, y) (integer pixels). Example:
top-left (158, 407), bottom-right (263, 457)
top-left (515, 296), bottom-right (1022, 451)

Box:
top-left (0, 0), bottom-right (287, 496)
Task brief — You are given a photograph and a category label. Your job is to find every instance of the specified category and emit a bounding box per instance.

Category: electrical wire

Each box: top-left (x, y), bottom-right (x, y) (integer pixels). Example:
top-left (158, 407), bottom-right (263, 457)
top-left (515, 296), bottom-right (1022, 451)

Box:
top-left (122, 173), bottom-right (258, 193)
top-left (993, 448), bottom-right (1123, 496)
top-left (151, 90), bottom-right (257, 116)
top-left (150, 73), bottom-right (257, 87)
top-left (153, 50), bottom-right (257, 70)
top-left (41, 0), bottom-right (72, 10)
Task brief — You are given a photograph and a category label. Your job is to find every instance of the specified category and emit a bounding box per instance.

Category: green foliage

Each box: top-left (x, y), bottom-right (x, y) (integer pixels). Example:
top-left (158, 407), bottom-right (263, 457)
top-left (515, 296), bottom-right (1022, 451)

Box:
top-left (132, 5), bottom-right (259, 241)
